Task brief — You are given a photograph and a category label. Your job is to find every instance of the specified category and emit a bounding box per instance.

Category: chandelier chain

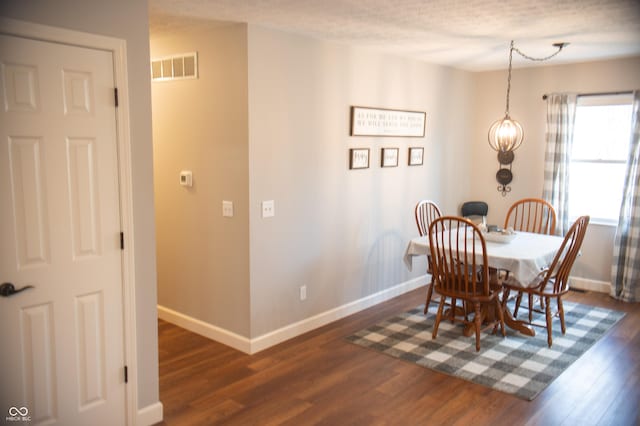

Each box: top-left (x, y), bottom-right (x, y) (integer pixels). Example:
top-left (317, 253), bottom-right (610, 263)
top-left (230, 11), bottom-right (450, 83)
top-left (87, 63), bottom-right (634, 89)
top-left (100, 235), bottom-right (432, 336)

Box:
top-left (505, 40), bottom-right (565, 116)
top-left (512, 45), bottom-right (565, 62)
top-left (505, 40), bottom-right (514, 116)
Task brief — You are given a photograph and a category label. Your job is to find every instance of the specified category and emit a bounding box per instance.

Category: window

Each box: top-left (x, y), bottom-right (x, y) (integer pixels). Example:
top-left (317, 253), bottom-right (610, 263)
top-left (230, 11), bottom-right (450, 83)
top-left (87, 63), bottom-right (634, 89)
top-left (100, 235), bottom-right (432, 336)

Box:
top-left (568, 94), bottom-right (633, 224)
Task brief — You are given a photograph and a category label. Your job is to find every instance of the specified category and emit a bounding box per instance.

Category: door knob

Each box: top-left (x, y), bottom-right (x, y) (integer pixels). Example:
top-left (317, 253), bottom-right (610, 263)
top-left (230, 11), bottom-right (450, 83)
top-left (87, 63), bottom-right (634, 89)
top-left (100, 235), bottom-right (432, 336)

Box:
top-left (0, 282), bottom-right (34, 297)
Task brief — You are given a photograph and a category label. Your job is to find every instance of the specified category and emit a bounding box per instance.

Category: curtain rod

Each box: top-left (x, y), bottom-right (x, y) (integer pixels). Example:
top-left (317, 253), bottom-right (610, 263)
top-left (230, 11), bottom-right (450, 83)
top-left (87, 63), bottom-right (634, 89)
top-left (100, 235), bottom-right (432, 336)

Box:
top-left (542, 90), bottom-right (633, 100)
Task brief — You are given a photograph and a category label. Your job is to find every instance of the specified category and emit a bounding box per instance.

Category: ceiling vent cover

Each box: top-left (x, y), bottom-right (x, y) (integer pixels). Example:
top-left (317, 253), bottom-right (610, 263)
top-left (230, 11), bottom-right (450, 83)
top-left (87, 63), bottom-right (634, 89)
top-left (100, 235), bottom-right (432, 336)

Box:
top-left (151, 52), bottom-right (198, 82)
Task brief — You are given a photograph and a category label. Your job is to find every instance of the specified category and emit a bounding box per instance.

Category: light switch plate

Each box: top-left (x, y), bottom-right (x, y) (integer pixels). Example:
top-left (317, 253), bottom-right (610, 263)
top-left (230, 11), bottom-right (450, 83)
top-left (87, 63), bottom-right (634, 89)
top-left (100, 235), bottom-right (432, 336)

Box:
top-left (222, 200), bottom-right (233, 217)
top-left (300, 285), bottom-right (307, 301)
top-left (262, 200), bottom-right (275, 218)
top-left (179, 170), bottom-right (193, 187)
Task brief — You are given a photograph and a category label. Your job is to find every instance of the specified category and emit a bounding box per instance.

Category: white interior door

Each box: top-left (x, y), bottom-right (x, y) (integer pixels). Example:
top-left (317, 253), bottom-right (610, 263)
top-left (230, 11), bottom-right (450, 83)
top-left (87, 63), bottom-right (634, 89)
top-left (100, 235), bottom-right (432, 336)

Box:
top-left (0, 34), bottom-right (125, 425)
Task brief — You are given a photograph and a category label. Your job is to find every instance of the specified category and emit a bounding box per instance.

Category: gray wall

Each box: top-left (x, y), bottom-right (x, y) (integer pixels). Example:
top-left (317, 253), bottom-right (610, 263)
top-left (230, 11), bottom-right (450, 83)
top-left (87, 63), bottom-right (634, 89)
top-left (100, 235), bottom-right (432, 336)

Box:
top-left (150, 24), bottom-right (251, 336)
top-left (149, 23), bottom-right (475, 341)
top-left (0, 0), bottom-right (159, 409)
top-left (247, 26), bottom-right (474, 337)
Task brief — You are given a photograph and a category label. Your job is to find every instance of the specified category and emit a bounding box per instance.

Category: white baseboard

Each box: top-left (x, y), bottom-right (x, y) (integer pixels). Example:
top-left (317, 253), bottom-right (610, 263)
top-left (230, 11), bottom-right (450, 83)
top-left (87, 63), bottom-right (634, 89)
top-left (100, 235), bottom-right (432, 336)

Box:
top-left (158, 276), bottom-right (426, 355)
top-left (571, 276), bottom-right (610, 294)
top-left (137, 401), bottom-right (163, 426)
top-left (157, 305), bottom-right (252, 353)
top-left (250, 276), bottom-right (426, 353)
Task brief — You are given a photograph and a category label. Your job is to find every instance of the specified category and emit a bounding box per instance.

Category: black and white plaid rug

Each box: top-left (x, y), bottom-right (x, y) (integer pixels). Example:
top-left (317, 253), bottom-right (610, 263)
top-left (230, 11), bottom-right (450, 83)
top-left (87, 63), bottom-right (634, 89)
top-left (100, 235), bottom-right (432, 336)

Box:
top-left (347, 300), bottom-right (624, 400)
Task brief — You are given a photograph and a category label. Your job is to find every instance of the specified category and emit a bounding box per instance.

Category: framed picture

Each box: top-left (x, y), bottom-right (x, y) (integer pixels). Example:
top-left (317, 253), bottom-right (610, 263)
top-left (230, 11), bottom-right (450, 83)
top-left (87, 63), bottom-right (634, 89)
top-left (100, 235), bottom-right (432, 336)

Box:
top-left (381, 148), bottom-right (399, 167)
top-left (350, 106), bottom-right (426, 137)
top-left (349, 148), bottom-right (370, 169)
top-left (408, 147), bottom-right (424, 166)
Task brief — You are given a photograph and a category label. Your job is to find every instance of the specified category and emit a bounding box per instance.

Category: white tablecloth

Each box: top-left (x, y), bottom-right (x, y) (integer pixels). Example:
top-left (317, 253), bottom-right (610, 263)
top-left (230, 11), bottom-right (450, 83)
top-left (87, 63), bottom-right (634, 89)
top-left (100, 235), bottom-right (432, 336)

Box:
top-left (403, 231), bottom-right (565, 288)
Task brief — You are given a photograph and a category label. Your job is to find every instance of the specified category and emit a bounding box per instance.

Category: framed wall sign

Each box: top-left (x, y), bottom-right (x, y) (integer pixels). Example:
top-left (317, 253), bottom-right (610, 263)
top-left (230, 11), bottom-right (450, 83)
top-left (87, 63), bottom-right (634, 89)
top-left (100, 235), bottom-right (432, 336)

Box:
top-left (349, 148), bottom-right (370, 169)
top-left (408, 147), bottom-right (424, 166)
top-left (381, 148), bottom-right (399, 167)
top-left (350, 106), bottom-right (426, 137)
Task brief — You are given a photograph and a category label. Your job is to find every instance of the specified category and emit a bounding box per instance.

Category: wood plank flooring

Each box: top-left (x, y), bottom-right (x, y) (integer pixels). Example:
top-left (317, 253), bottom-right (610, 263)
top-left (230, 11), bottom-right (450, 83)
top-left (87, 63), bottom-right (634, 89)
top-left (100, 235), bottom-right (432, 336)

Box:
top-left (157, 287), bottom-right (639, 425)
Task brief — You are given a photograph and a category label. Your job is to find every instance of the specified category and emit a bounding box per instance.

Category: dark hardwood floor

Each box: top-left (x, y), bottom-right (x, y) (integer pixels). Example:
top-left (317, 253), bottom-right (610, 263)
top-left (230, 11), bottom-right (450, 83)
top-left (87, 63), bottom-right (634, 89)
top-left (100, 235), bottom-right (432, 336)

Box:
top-left (157, 287), bottom-right (639, 425)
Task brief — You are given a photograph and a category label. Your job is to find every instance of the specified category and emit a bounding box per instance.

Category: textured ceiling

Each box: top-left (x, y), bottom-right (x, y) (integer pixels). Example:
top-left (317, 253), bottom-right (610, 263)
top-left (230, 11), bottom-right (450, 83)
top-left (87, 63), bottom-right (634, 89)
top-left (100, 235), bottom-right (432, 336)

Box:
top-left (149, 0), bottom-right (640, 71)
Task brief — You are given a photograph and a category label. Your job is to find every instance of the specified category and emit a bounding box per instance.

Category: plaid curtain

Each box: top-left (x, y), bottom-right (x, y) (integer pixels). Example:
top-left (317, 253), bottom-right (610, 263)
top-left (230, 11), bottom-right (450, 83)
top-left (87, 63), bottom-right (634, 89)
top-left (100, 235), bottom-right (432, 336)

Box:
top-left (542, 93), bottom-right (577, 235)
top-left (611, 90), bottom-right (640, 302)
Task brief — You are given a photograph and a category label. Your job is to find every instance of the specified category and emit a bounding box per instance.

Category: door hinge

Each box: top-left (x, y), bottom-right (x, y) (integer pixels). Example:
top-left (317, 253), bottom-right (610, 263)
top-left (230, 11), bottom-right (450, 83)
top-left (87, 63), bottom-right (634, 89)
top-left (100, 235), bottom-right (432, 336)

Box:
top-left (120, 232), bottom-right (124, 250)
top-left (124, 365), bottom-right (128, 383)
top-left (114, 88), bottom-right (119, 107)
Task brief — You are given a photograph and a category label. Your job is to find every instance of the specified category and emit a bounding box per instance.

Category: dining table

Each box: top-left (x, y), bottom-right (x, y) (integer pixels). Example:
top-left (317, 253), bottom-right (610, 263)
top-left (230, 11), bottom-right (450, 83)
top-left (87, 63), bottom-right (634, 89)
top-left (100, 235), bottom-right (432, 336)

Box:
top-left (403, 230), bottom-right (565, 336)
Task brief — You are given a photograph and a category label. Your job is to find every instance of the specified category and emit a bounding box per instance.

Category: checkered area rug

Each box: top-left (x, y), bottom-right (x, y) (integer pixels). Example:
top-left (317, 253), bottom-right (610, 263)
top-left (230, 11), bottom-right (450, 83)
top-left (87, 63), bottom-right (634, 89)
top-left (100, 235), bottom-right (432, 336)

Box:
top-left (347, 300), bottom-right (624, 400)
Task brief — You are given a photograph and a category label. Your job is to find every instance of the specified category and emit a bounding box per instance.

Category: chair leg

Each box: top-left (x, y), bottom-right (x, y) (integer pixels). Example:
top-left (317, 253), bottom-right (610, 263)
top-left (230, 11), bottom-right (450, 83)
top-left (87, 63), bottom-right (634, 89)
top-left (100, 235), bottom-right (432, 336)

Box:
top-left (474, 302), bottom-right (482, 351)
top-left (423, 279), bottom-right (434, 314)
top-left (450, 298), bottom-right (457, 323)
top-left (495, 299), bottom-right (506, 337)
top-left (513, 291), bottom-right (523, 318)
top-left (544, 296), bottom-right (553, 347)
top-left (501, 287), bottom-right (511, 308)
top-left (558, 297), bottom-right (566, 335)
top-left (528, 293), bottom-right (534, 323)
top-left (432, 297), bottom-right (446, 339)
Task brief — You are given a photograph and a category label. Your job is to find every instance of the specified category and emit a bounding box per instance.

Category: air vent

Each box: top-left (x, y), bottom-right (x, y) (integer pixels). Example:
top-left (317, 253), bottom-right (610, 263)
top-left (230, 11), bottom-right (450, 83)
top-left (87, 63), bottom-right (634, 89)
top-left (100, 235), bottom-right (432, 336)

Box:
top-left (151, 52), bottom-right (198, 82)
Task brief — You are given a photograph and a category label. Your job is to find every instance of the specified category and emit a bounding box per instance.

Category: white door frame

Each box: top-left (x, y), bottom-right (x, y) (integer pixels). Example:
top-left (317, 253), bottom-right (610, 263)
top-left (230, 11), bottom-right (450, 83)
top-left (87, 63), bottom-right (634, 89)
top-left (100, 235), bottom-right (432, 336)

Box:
top-left (0, 17), bottom-right (139, 425)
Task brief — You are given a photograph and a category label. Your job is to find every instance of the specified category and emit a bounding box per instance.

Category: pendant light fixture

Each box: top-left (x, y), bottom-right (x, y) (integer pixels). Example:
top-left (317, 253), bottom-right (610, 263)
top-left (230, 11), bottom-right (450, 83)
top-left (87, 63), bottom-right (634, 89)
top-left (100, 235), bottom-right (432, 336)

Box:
top-left (488, 40), bottom-right (568, 153)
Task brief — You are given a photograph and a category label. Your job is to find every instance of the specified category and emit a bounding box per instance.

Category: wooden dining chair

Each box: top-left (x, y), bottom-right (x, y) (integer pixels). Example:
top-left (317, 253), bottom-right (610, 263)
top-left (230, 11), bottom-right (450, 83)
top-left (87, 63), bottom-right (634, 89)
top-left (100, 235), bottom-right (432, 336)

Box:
top-left (415, 200), bottom-right (443, 313)
top-left (504, 198), bottom-right (557, 320)
top-left (502, 215), bottom-right (590, 347)
top-left (415, 200), bottom-right (442, 237)
top-left (428, 216), bottom-right (505, 351)
top-left (504, 197), bottom-right (557, 235)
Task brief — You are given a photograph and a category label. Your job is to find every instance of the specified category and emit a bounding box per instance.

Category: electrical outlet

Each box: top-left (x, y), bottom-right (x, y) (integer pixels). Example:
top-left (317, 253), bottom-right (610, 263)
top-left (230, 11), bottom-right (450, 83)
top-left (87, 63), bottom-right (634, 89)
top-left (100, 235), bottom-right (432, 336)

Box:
top-left (262, 200), bottom-right (275, 218)
top-left (300, 285), bottom-right (307, 301)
